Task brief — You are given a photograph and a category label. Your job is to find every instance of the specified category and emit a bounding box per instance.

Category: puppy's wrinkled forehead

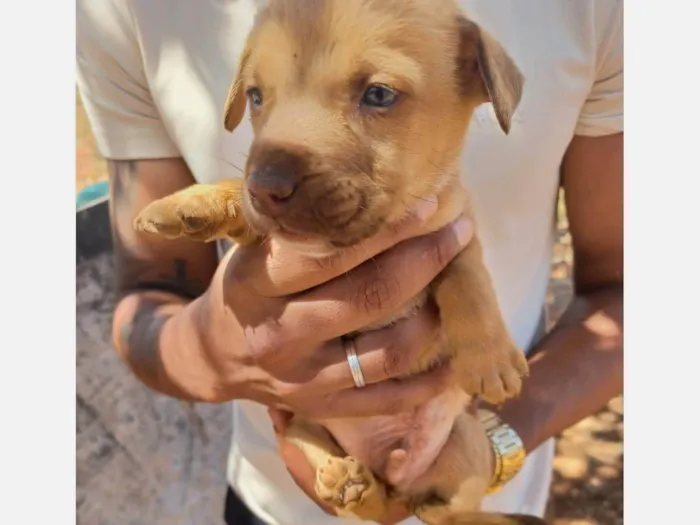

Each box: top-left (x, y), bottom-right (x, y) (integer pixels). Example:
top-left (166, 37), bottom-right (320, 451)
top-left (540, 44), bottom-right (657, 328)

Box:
top-left (245, 0), bottom-right (453, 97)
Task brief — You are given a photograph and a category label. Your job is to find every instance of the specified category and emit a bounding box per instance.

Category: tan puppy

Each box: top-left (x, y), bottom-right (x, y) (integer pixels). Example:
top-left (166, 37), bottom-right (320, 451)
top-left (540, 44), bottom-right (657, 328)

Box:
top-left (135, 1), bottom-right (543, 523)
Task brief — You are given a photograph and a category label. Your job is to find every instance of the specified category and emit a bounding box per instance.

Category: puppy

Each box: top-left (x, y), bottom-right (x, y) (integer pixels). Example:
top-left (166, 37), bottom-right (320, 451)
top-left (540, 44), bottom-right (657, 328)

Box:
top-left (135, 1), bottom-right (542, 523)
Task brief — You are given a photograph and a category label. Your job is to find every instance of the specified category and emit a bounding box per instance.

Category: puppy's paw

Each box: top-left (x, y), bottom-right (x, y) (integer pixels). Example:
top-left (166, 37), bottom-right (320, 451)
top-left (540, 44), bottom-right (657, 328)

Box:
top-left (458, 344), bottom-right (529, 405)
top-left (134, 184), bottom-right (246, 243)
top-left (315, 456), bottom-right (386, 520)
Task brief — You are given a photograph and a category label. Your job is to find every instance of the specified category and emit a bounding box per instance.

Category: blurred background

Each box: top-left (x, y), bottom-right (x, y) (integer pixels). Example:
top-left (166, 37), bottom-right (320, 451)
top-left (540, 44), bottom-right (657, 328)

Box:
top-left (76, 90), bottom-right (107, 195)
top-left (76, 91), bottom-right (623, 525)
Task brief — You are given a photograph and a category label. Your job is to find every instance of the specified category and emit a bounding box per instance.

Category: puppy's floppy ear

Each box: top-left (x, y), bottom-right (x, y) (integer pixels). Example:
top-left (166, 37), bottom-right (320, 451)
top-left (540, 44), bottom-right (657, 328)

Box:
top-left (223, 47), bottom-right (251, 133)
top-left (456, 16), bottom-right (524, 134)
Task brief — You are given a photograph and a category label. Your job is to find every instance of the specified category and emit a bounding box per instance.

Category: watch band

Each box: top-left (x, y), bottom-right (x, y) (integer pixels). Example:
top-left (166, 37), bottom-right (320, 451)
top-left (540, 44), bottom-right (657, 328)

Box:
top-left (477, 409), bottom-right (526, 494)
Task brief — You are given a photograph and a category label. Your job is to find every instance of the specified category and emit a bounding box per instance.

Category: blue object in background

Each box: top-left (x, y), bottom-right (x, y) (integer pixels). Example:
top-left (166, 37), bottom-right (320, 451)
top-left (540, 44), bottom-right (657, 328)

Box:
top-left (76, 180), bottom-right (109, 209)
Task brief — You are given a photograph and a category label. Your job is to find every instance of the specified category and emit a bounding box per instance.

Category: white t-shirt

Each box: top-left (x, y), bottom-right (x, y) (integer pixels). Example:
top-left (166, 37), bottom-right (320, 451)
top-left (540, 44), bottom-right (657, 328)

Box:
top-left (77, 0), bottom-right (623, 523)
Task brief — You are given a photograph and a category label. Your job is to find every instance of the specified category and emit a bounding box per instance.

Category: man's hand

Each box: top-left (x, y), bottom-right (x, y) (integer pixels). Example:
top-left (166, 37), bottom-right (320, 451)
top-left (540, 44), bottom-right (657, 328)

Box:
top-left (172, 198), bottom-right (472, 415)
top-left (269, 409), bottom-right (414, 525)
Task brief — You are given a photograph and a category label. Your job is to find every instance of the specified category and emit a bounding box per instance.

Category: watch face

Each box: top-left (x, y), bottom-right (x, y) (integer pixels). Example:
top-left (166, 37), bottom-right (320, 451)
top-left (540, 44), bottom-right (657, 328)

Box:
top-left (477, 409), bottom-right (526, 492)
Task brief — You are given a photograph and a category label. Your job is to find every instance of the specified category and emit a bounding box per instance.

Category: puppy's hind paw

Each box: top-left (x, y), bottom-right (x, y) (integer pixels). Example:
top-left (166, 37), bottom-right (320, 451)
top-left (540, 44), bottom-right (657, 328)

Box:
top-left (315, 457), bottom-right (386, 521)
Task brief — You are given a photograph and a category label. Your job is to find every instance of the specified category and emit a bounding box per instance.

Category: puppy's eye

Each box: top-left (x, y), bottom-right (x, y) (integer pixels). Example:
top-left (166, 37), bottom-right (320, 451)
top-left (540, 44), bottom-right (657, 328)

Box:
top-left (361, 84), bottom-right (398, 108)
top-left (246, 87), bottom-right (263, 108)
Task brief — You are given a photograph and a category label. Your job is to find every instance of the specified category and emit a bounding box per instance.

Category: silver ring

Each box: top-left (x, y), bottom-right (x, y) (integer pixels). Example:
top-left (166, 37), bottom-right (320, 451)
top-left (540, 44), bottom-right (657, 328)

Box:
top-left (343, 338), bottom-right (366, 388)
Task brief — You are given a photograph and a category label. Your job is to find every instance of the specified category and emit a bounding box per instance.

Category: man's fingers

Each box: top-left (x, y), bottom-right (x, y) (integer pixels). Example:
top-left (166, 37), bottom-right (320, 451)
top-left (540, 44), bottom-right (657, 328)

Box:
top-left (228, 197), bottom-right (443, 297)
top-left (282, 216), bottom-right (473, 346)
top-left (313, 362), bottom-right (455, 418)
top-left (307, 304), bottom-right (441, 391)
top-left (269, 408), bottom-right (294, 437)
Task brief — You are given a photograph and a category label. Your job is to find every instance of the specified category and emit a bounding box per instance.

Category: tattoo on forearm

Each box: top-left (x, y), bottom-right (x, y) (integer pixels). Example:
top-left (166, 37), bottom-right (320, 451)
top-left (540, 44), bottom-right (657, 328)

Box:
top-left (119, 297), bottom-right (168, 379)
top-left (153, 259), bottom-right (204, 299)
top-left (108, 160), bottom-right (205, 299)
top-left (119, 296), bottom-right (196, 400)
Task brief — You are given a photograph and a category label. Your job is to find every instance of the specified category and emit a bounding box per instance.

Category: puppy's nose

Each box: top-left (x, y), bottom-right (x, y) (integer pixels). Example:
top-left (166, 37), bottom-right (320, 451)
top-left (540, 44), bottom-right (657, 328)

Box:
top-left (247, 166), bottom-right (299, 217)
top-left (246, 146), bottom-right (309, 217)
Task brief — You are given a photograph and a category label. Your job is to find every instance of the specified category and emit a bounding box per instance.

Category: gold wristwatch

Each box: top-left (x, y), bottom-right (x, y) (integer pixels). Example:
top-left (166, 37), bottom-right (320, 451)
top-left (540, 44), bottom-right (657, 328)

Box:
top-left (477, 409), bottom-right (526, 495)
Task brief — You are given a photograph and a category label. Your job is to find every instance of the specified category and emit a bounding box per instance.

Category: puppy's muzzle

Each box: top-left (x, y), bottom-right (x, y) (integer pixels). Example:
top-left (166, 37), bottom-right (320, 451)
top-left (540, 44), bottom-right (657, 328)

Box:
top-left (245, 144), bottom-right (369, 239)
top-left (247, 147), bottom-right (305, 218)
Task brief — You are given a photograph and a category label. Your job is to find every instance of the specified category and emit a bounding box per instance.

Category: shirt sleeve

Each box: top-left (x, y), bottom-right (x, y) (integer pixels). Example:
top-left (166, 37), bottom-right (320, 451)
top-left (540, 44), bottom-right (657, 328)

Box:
top-left (76, 0), bottom-right (180, 160)
top-left (574, 0), bottom-right (623, 137)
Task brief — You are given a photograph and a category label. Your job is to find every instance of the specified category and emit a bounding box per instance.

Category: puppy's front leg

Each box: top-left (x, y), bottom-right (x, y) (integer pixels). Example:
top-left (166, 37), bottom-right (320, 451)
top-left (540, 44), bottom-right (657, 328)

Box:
top-left (431, 235), bottom-right (528, 404)
top-left (134, 178), bottom-right (257, 245)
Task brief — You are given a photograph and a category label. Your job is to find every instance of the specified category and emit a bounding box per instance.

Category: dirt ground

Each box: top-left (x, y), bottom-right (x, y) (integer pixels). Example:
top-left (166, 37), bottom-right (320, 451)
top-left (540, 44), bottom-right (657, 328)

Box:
top-left (75, 93), bottom-right (622, 524)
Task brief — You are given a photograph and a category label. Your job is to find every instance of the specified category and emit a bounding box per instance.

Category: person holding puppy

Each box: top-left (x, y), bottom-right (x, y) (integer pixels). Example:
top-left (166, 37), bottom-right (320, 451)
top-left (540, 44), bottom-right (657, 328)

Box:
top-left (77, 0), bottom-right (622, 524)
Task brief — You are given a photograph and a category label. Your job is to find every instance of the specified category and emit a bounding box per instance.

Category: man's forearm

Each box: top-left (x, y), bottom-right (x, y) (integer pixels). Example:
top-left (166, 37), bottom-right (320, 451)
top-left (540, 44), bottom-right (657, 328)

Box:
top-left (112, 291), bottom-right (222, 402)
top-left (492, 286), bottom-right (623, 453)
top-left (106, 157), bottom-right (224, 402)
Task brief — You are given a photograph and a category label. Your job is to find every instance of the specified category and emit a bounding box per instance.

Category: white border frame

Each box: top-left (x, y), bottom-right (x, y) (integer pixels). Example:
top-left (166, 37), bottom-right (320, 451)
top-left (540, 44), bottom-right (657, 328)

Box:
top-left (2, 1), bottom-right (699, 523)
top-left (2, 1), bottom-right (77, 523)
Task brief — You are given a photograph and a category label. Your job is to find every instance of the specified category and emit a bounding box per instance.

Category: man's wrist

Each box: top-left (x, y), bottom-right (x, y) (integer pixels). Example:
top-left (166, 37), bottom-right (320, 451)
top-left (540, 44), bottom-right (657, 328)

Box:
top-left (115, 292), bottom-right (224, 402)
top-left (478, 408), bottom-right (527, 494)
top-left (479, 396), bottom-right (538, 454)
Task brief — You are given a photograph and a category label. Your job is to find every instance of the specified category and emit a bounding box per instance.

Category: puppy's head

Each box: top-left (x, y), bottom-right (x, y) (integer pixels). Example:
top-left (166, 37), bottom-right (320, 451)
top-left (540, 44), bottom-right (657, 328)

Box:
top-left (224, 0), bottom-right (523, 254)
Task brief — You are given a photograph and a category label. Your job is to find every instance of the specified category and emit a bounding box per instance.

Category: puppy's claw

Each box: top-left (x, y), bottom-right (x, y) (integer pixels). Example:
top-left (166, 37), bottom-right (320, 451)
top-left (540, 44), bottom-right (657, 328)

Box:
top-left (133, 216), bottom-right (158, 234)
top-left (134, 202), bottom-right (186, 238)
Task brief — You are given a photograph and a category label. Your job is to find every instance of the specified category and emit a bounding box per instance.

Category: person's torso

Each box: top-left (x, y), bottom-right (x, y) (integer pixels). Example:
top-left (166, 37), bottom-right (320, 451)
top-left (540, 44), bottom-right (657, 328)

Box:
top-left (124, 0), bottom-right (598, 522)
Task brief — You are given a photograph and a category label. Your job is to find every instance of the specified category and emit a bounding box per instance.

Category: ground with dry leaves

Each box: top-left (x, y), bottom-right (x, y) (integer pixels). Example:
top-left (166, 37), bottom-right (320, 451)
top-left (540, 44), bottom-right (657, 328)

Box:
top-left (76, 93), bottom-right (622, 525)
